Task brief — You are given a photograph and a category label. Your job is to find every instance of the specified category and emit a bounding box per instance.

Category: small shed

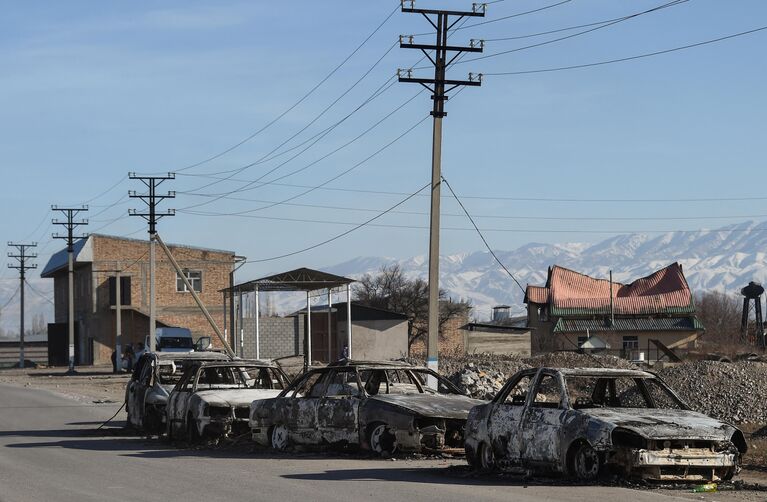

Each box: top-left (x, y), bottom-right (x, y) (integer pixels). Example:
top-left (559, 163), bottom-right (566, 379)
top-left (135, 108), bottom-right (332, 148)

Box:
top-left (223, 268), bottom-right (355, 370)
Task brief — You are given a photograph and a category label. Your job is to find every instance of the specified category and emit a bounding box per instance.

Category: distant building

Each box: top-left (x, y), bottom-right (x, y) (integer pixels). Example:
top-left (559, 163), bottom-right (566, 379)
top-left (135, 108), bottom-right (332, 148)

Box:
top-left (525, 263), bottom-right (704, 361)
top-left (41, 234), bottom-right (236, 365)
top-left (461, 308), bottom-right (532, 357)
top-left (237, 302), bottom-right (409, 362)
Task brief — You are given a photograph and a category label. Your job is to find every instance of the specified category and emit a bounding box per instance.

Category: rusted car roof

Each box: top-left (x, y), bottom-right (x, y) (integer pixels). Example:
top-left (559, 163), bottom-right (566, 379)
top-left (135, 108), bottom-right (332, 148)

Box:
top-left (553, 367), bottom-right (655, 378)
top-left (525, 263), bottom-right (694, 315)
top-left (154, 352), bottom-right (230, 361)
top-left (327, 359), bottom-right (416, 369)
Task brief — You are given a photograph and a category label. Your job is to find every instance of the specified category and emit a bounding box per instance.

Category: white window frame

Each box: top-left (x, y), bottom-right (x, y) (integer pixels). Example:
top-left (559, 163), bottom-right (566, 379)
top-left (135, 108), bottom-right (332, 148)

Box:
top-left (176, 270), bottom-right (202, 293)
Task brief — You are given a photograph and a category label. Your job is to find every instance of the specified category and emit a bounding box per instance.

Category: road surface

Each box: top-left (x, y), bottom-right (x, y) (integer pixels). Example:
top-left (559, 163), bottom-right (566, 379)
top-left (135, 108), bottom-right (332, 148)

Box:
top-left (0, 384), bottom-right (760, 502)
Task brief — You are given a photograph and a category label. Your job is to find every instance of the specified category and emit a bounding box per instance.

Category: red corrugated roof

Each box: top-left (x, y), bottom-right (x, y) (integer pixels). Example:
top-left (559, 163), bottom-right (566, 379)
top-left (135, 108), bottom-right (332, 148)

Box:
top-left (526, 285), bottom-right (549, 304)
top-left (525, 263), bottom-right (693, 315)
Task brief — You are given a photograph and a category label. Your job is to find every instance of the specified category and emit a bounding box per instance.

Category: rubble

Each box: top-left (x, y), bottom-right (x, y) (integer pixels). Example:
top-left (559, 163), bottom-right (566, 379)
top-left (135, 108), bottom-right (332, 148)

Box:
top-left (436, 352), bottom-right (767, 427)
top-left (444, 352), bottom-right (637, 400)
top-left (656, 361), bottom-right (767, 425)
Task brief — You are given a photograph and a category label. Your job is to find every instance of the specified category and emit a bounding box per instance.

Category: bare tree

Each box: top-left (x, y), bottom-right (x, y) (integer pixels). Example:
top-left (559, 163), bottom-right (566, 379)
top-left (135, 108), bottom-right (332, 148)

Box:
top-left (354, 264), bottom-right (471, 349)
top-left (695, 291), bottom-right (741, 351)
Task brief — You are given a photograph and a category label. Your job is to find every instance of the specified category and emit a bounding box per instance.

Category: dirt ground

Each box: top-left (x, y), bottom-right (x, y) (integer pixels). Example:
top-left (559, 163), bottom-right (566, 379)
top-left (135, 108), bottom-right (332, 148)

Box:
top-left (1, 364), bottom-right (766, 496)
top-left (0, 364), bottom-right (129, 403)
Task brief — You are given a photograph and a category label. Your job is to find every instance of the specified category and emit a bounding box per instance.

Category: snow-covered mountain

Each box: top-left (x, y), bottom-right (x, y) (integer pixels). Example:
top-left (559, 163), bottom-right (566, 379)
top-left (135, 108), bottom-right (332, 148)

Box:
top-left (326, 221), bottom-right (767, 320)
top-left (2, 221), bottom-right (765, 328)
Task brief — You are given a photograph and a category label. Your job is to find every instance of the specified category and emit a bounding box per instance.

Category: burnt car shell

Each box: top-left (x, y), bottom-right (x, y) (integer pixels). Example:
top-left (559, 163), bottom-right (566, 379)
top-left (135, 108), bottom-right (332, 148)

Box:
top-left (166, 360), bottom-right (289, 441)
top-left (465, 367), bottom-right (747, 482)
top-left (125, 351), bottom-right (230, 433)
top-left (250, 360), bottom-right (484, 454)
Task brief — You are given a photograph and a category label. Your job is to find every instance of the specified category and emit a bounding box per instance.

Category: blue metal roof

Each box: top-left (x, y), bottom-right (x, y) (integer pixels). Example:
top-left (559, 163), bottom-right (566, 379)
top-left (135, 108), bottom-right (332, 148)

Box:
top-left (40, 237), bottom-right (88, 278)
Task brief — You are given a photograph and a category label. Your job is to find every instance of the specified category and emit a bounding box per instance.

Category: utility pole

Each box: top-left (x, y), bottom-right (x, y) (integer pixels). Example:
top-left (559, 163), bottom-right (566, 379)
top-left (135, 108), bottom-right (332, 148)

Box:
top-left (128, 173), bottom-right (175, 353)
top-left (7, 242), bottom-right (37, 368)
top-left (398, 1), bottom-right (484, 381)
top-left (52, 205), bottom-right (88, 373)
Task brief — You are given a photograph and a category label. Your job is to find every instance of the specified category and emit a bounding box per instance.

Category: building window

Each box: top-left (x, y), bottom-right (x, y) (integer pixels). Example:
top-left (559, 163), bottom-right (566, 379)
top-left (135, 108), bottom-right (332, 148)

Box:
top-left (537, 306), bottom-right (549, 322)
top-left (177, 270), bottom-right (202, 292)
top-left (622, 336), bottom-right (639, 350)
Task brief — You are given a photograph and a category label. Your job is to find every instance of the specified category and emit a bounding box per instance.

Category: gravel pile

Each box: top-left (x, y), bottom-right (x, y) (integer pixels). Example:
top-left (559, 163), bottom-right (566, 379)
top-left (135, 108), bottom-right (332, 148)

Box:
top-left (656, 361), bottom-right (767, 425)
top-left (524, 351), bottom-right (639, 370)
top-left (449, 362), bottom-right (520, 400)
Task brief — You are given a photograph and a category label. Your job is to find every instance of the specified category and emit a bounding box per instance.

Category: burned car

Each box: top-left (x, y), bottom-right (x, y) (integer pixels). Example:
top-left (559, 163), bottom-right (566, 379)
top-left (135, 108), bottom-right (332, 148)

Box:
top-left (125, 351), bottom-right (230, 434)
top-left (166, 361), bottom-right (289, 442)
top-left (465, 367), bottom-right (747, 482)
top-left (250, 360), bottom-right (484, 454)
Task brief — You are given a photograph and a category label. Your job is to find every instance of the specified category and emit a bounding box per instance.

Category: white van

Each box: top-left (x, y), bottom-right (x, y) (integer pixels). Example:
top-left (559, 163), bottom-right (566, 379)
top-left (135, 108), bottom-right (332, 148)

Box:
top-left (146, 327), bottom-right (195, 353)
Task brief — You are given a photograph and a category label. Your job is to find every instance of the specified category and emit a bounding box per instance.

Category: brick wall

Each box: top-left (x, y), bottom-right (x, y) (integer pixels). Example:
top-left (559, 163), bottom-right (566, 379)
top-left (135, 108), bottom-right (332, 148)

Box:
top-left (240, 315), bottom-right (304, 360)
top-left (48, 234), bottom-right (235, 364)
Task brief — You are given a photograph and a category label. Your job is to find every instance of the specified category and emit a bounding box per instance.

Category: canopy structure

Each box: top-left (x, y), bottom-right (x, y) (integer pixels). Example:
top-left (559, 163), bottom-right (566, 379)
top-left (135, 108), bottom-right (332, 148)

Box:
top-left (222, 268), bottom-right (355, 369)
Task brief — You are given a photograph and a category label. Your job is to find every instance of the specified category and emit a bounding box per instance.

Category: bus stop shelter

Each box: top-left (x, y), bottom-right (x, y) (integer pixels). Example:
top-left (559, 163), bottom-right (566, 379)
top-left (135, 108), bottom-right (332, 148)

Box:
top-left (223, 267), bottom-right (355, 370)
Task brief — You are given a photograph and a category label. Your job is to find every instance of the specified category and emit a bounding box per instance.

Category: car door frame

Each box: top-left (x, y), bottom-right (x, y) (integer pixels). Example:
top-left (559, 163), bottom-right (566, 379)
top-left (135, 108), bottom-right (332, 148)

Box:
top-left (167, 365), bottom-right (199, 435)
top-left (126, 354), bottom-right (152, 427)
top-left (518, 369), bottom-right (568, 470)
top-left (486, 368), bottom-right (538, 466)
top-left (316, 368), bottom-right (363, 445)
top-left (283, 369), bottom-right (329, 445)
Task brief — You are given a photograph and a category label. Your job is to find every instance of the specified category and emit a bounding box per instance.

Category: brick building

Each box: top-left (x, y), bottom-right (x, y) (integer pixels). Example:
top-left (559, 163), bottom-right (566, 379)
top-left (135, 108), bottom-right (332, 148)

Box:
top-left (525, 263), bottom-right (704, 361)
top-left (41, 234), bottom-right (236, 365)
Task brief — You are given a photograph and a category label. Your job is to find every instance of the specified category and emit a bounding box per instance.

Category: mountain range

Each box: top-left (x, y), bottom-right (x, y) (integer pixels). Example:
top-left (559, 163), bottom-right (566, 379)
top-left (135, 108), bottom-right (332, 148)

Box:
top-left (2, 220), bottom-right (765, 333)
top-left (325, 220), bottom-right (767, 320)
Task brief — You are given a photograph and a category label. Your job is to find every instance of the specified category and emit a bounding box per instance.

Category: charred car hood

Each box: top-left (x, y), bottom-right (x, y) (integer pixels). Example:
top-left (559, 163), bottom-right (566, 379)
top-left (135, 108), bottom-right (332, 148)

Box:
top-left (369, 393), bottom-right (483, 420)
top-left (195, 389), bottom-right (282, 407)
top-left (583, 408), bottom-right (734, 440)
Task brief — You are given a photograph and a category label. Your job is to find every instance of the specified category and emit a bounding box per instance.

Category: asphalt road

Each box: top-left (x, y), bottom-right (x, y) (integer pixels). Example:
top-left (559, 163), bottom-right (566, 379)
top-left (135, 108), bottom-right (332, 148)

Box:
top-left (0, 383), bottom-right (760, 502)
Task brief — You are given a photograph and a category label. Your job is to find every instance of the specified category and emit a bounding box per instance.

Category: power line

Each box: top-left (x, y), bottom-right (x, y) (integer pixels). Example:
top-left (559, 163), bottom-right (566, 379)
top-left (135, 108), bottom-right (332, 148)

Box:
top-left (412, 0), bottom-right (573, 37)
top-left (24, 280), bottom-right (54, 306)
top-left (179, 81), bottom-right (414, 209)
top-left (180, 78), bottom-right (396, 180)
top-left (441, 176), bottom-right (525, 294)
top-left (484, 2), bottom-right (687, 42)
top-left (0, 284), bottom-right (21, 311)
top-left (185, 42), bottom-right (399, 191)
top-left (174, 4), bottom-right (400, 173)
top-left (179, 95), bottom-right (429, 213)
top-left (181, 113), bottom-right (431, 216)
top-left (175, 177), bottom-right (767, 204)
top-left (184, 5), bottom-right (473, 199)
top-left (245, 182), bottom-right (430, 264)
top-left (175, 196), bottom-right (767, 222)
top-left (175, 209), bottom-right (767, 236)
top-left (485, 25), bottom-right (767, 76)
top-left (455, 0), bottom-right (689, 65)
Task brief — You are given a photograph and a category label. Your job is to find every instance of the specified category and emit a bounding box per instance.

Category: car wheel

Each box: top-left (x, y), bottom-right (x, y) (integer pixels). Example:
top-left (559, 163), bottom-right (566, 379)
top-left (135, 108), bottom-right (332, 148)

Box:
top-left (571, 442), bottom-right (601, 481)
top-left (270, 424), bottom-right (290, 451)
top-left (368, 423), bottom-right (397, 455)
top-left (478, 442), bottom-right (495, 471)
top-left (186, 414), bottom-right (201, 445)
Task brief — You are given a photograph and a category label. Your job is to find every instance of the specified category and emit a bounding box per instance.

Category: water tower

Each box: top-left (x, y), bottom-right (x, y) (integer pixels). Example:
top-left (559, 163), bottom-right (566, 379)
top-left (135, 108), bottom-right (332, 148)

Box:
top-left (740, 281), bottom-right (765, 347)
top-left (492, 305), bottom-right (511, 323)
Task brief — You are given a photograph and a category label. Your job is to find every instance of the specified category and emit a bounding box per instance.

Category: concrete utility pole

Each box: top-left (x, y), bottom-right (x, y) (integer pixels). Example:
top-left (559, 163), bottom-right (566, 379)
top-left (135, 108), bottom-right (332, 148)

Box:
top-left (7, 242), bottom-right (37, 369)
top-left (398, 1), bottom-right (484, 381)
top-left (128, 173), bottom-right (175, 353)
top-left (52, 205), bottom-right (88, 373)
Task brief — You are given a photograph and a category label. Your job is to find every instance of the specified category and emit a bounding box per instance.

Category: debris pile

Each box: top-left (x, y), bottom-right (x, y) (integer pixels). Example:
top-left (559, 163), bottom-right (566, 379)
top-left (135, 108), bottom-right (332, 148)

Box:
top-left (449, 363), bottom-right (514, 400)
top-left (656, 361), bottom-right (767, 425)
top-left (525, 351), bottom-right (639, 370)
top-left (443, 352), bottom-right (638, 400)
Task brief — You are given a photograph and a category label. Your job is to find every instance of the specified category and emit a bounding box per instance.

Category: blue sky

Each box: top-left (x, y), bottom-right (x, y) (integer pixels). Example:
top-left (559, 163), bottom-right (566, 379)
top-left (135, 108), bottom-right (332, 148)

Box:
top-left (1, 0), bottom-right (766, 283)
